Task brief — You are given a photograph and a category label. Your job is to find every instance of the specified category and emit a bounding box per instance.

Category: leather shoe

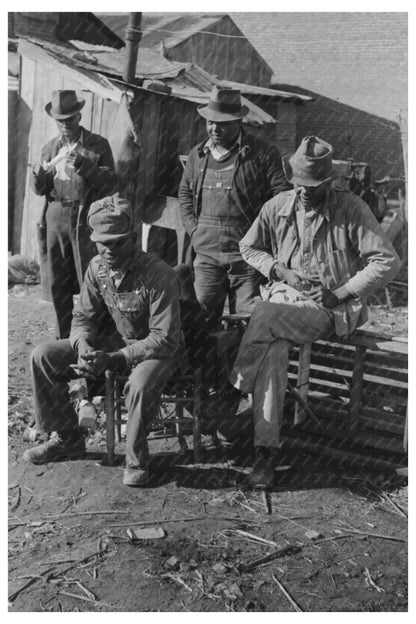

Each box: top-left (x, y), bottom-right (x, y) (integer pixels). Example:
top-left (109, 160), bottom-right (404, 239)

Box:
top-left (123, 465), bottom-right (150, 487)
top-left (248, 446), bottom-right (278, 489)
top-left (23, 431), bottom-right (85, 465)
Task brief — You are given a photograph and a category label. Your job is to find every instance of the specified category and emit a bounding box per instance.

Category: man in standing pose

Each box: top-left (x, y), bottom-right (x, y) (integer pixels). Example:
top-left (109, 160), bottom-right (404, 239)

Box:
top-left (179, 86), bottom-right (289, 328)
top-left (229, 136), bottom-right (401, 488)
top-left (31, 90), bottom-right (117, 338)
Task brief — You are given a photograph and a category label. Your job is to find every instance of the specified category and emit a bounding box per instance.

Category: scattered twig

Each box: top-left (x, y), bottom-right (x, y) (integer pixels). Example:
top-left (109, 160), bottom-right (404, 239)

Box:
top-left (58, 591), bottom-right (116, 609)
top-left (43, 510), bottom-right (130, 520)
top-left (364, 567), bottom-right (385, 593)
top-left (262, 491), bottom-right (272, 515)
top-left (381, 492), bottom-right (407, 518)
top-left (109, 515), bottom-right (241, 528)
top-left (75, 580), bottom-right (97, 601)
top-left (161, 573), bottom-right (193, 593)
top-left (239, 544), bottom-right (302, 572)
top-left (10, 487), bottom-right (21, 513)
top-left (226, 529), bottom-right (277, 548)
top-left (272, 573), bottom-right (303, 612)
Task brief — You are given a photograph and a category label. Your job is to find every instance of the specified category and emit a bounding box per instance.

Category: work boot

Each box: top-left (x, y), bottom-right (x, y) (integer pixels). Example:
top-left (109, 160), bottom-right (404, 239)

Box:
top-left (123, 464), bottom-right (150, 487)
top-left (22, 430), bottom-right (86, 465)
top-left (248, 446), bottom-right (278, 489)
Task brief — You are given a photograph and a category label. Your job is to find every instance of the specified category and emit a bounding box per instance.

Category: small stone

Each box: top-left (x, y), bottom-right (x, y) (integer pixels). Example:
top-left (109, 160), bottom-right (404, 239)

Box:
top-left (305, 530), bottom-right (322, 540)
top-left (164, 556), bottom-right (180, 570)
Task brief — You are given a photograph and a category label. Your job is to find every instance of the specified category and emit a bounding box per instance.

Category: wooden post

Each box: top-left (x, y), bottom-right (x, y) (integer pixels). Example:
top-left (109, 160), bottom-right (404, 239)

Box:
top-left (193, 366), bottom-right (203, 463)
top-left (348, 346), bottom-right (366, 434)
top-left (105, 370), bottom-right (115, 465)
top-left (294, 343), bottom-right (312, 425)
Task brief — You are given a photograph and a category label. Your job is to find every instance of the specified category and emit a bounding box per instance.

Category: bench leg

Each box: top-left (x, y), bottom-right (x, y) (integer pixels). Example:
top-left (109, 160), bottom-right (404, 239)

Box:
top-left (193, 367), bottom-right (203, 463)
top-left (349, 346), bottom-right (366, 434)
top-left (294, 343), bottom-right (312, 425)
top-left (105, 370), bottom-right (116, 465)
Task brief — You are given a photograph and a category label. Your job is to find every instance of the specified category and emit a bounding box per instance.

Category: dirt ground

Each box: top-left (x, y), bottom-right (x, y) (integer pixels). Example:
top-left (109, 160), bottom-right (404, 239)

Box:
top-left (8, 284), bottom-right (408, 612)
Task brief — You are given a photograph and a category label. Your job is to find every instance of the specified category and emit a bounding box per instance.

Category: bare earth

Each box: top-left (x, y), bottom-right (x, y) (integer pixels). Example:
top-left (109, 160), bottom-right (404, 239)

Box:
top-left (8, 284), bottom-right (408, 612)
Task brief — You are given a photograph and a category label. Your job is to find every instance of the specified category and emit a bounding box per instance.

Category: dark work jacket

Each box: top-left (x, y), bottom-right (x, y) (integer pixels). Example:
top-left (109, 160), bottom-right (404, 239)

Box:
top-left (30, 127), bottom-right (117, 282)
top-left (178, 131), bottom-right (290, 238)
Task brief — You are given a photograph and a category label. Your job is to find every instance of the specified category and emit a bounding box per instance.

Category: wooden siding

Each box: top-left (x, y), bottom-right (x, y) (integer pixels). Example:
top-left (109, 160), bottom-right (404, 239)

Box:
top-left (14, 56), bottom-right (119, 260)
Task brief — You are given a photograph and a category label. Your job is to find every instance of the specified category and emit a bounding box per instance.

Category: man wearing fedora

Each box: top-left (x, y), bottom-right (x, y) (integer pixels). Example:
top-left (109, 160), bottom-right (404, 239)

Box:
top-left (179, 86), bottom-right (289, 328)
top-left (31, 90), bottom-right (117, 339)
top-left (23, 194), bottom-right (184, 487)
top-left (229, 135), bottom-right (401, 488)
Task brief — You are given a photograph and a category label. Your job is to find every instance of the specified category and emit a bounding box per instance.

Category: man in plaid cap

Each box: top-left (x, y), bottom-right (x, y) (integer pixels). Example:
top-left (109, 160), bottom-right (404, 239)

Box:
top-left (31, 90), bottom-right (117, 339)
top-left (23, 194), bottom-right (184, 487)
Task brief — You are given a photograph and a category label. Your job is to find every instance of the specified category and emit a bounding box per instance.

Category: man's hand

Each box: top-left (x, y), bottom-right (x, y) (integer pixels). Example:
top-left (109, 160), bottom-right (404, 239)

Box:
top-left (32, 163), bottom-right (46, 176)
top-left (308, 285), bottom-right (340, 309)
top-left (271, 263), bottom-right (302, 287)
top-left (66, 151), bottom-right (85, 170)
top-left (79, 351), bottom-right (111, 377)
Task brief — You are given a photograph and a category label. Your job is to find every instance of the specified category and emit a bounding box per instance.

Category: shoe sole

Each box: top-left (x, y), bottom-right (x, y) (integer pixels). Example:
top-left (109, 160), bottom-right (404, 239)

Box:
top-left (22, 451), bottom-right (86, 465)
top-left (123, 473), bottom-right (150, 487)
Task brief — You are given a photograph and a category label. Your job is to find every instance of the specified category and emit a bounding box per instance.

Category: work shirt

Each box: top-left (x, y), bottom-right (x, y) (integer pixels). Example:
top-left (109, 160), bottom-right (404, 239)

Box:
top-left (239, 188), bottom-right (401, 337)
top-left (70, 248), bottom-right (184, 368)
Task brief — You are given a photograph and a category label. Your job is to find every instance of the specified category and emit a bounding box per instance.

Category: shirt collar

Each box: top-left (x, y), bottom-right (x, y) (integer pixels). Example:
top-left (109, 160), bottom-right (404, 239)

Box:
top-left (58, 126), bottom-right (84, 149)
top-left (203, 131), bottom-right (242, 161)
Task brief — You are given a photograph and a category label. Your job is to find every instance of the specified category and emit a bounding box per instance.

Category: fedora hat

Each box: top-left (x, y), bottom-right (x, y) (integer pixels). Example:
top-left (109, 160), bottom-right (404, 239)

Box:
top-left (45, 90), bottom-right (85, 120)
top-left (282, 136), bottom-right (334, 187)
top-left (197, 86), bottom-right (249, 122)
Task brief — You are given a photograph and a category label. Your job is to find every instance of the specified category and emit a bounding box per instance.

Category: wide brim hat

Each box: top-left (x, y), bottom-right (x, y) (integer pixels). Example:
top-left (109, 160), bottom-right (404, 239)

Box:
top-left (45, 90), bottom-right (85, 120)
top-left (197, 86), bottom-right (249, 122)
top-left (283, 136), bottom-right (335, 187)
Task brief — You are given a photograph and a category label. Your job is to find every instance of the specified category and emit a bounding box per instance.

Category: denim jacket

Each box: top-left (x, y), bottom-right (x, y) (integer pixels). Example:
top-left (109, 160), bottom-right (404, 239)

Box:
top-left (70, 248), bottom-right (184, 367)
top-left (239, 188), bottom-right (401, 337)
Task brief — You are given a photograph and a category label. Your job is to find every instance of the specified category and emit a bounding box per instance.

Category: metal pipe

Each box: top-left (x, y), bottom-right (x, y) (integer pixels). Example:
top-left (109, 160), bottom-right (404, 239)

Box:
top-left (123, 13), bottom-right (142, 84)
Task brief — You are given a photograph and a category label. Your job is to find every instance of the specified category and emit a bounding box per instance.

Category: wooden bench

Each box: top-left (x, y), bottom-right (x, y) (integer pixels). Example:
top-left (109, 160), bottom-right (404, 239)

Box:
top-left (284, 330), bottom-right (408, 470)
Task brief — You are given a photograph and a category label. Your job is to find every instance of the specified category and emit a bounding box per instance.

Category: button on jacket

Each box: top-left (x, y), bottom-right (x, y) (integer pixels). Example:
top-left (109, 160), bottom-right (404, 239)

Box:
top-left (70, 248), bottom-right (184, 368)
top-left (239, 188), bottom-right (401, 337)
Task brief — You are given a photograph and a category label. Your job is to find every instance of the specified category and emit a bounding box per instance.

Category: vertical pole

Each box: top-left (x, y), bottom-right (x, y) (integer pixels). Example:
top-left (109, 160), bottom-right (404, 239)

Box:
top-left (105, 370), bottom-right (115, 465)
top-left (349, 346), bottom-right (366, 434)
top-left (123, 13), bottom-right (142, 84)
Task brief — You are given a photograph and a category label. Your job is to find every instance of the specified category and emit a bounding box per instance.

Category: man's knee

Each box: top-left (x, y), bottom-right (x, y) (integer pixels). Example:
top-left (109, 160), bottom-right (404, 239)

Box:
top-left (30, 340), bottom-right (74, 373)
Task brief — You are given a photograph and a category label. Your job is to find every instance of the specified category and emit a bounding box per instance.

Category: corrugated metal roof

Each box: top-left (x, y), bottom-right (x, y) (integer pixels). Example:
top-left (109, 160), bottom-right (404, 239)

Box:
top-left (17, 37), bottom-right (283, 125)
top-left (96, 12), bottom-right (225, 50)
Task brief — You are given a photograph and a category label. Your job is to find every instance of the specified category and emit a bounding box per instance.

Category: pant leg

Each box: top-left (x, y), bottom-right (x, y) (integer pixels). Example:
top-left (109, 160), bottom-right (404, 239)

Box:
top-left (230, 300), bottom-right (334, 449)
top-left (253, 339), bottom-right (290, 448)
top-left (30, 340), bottom-right (79, 433)
top-left (230, 299), bottom-right (334, 393)
top-left (46, 203), bottom-right (78, 339)
top-left (123, 358), bottom-right (176, 467)
top-left (228, 258), bottom-right (263, 315)
top-left (193, 254), bottom-right (229, 328)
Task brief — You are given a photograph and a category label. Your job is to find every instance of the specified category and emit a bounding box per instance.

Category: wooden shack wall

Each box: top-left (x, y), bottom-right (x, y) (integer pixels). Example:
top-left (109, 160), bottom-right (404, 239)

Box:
top-left (13, 55), bottom-right (119, 260)
top-left (8, 90), bottom-right (18, 250)
top-left (169, 18), bottom-right (272, 87)
top-left (131, 90), bottom-right (207, 220)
